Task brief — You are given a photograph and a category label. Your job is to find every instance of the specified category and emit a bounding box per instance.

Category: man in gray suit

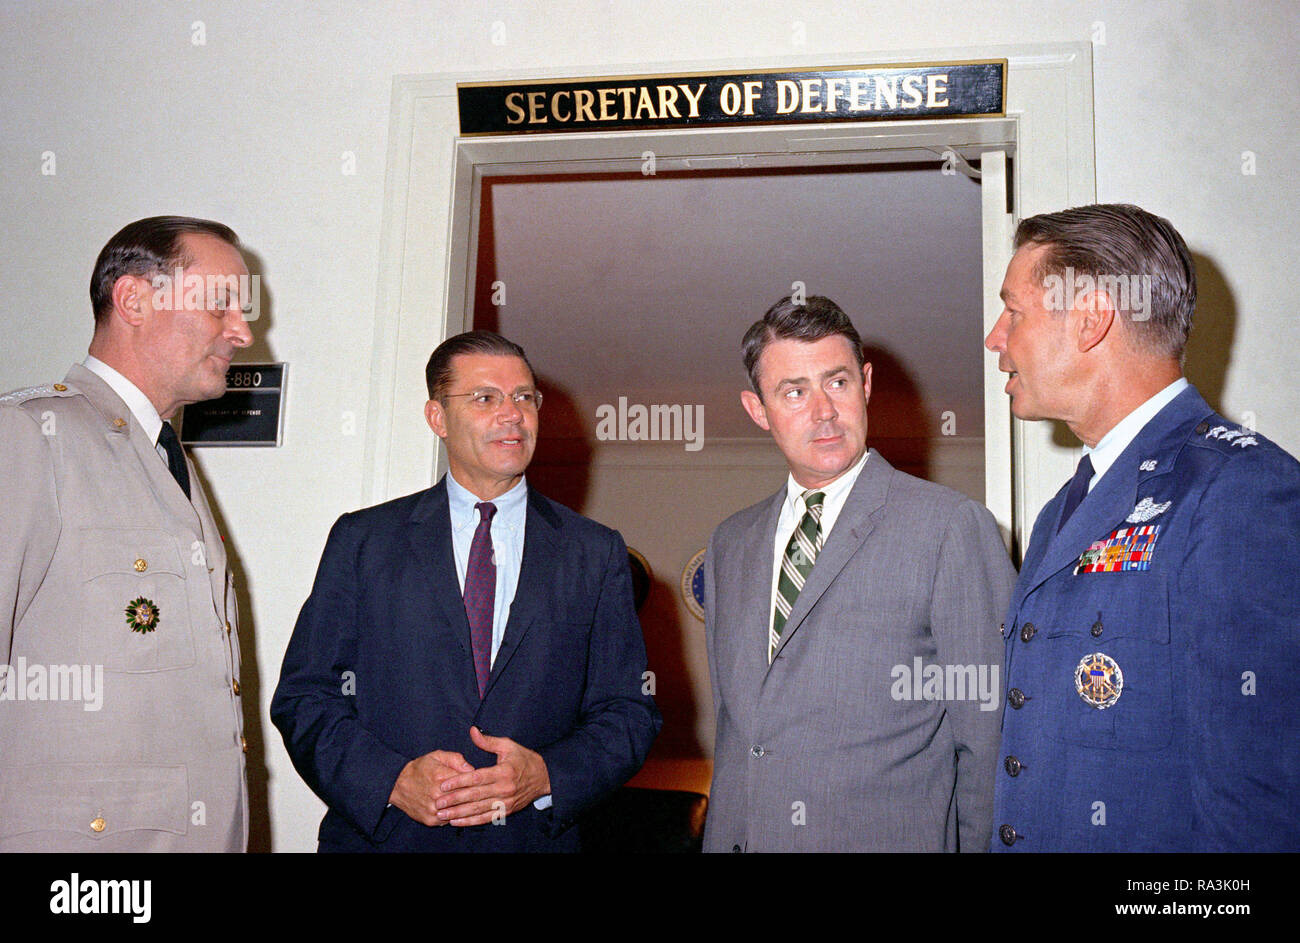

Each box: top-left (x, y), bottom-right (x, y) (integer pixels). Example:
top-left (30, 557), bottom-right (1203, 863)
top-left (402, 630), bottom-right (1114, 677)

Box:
top-left (0, 216), bottom-right (253, 851)
top-left (703, 295), bottom-right (1015, 852)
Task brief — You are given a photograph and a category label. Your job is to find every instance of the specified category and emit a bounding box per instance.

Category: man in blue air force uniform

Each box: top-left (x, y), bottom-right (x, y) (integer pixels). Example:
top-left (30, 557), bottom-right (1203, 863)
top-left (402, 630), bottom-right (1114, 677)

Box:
top-left (985, 203), bottom-right (1300, 851)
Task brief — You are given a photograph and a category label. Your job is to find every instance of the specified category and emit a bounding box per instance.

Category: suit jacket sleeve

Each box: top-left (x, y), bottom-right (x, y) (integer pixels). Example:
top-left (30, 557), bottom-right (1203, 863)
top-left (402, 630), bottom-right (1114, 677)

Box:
top-left (930, 499), bottom-right (1015, 852)
top-left (537, 528), bottom-right (661, 827)
top-left (270, 514), bottom-right (412, 839)
top-left (1180, 449), bottom-right (1300, 850)
top-left (0, 406), bottom-right (60, 665)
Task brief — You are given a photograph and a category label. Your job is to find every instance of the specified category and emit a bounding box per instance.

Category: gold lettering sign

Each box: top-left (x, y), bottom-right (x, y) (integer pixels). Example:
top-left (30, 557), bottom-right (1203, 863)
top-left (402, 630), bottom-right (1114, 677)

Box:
top-left (458, 61), bottom-right (1005, 136)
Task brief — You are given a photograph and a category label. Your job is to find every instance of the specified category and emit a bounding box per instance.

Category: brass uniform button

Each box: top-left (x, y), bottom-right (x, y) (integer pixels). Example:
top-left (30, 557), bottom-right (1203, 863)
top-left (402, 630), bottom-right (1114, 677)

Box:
top-left (226, 621), bottom-right (232, 635)
top-left (113, 417), bottom-right (127, 428)
top-left (1020, 622), bottom-right (1037, 643)
top-left (134, 558), bottom-right (147, 572)
top-left (240, 736), bottom-right (248, 754)
top-left (53, 383), bottom-right (68, 392)
top-left (90, 816), bottom-right (106, 833)
top-left (1090, 619), bottom-right (1104, 637)
top-left (999, 824), bottom-right (1019, 846)
top-left (232, 678), bottom-right (241, 696)
top-left (1004, 756), bottom-right (1023, 777)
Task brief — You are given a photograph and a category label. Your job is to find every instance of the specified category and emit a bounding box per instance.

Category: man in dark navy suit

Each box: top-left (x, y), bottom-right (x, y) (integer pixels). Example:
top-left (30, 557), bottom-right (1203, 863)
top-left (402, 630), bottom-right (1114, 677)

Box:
top-left (985, 203), bottom-right (1300, 851)
top-left (272, 331), bottom-right (660, 851)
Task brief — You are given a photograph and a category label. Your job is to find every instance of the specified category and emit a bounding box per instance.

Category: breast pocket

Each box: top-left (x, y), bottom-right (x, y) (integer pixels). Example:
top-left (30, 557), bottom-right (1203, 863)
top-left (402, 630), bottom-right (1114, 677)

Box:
top-left (79, 528), bottom-right (195, 672)
top-left (1040, 570), bottom-right (1172, 751)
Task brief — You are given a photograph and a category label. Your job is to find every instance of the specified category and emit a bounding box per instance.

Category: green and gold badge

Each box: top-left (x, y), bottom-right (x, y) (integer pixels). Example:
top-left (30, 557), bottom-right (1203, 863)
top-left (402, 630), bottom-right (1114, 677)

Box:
top-left (125, 597), bottom-right (160, 634)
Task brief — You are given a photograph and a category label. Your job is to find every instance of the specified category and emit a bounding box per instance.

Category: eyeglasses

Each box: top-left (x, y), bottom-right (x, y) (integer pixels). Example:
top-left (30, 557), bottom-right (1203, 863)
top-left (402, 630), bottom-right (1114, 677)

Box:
top-left (442, 388), bottom-right (543, 411)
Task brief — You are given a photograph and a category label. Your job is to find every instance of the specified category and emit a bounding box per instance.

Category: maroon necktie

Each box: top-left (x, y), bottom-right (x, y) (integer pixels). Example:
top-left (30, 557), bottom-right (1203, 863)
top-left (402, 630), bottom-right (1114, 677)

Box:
top-left (464, 502), bottom-right (497, 698)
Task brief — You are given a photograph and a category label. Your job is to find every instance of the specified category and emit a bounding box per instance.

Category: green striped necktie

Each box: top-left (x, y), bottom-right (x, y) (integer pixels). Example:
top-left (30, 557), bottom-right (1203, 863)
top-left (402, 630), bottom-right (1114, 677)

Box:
top-left (770, 489), bottom-right (825, 663)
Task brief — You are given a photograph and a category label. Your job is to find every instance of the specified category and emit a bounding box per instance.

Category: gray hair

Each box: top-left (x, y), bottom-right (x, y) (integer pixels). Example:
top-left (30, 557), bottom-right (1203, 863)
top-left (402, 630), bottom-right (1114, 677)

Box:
top-left (1015, 203), bottom-right (1196, 362)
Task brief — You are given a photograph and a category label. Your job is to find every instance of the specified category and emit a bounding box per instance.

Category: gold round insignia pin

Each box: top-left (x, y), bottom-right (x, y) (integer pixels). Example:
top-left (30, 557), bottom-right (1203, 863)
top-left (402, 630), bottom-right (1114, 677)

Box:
top-left (1075, 652), bottom-right (1123, 709)
top-left (125, 597), bottom-right (160, 634)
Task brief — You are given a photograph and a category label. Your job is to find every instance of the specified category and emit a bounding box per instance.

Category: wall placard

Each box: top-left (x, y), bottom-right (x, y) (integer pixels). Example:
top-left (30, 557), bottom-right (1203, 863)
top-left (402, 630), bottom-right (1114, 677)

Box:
top-left (182, 362), bottom-right (287, 447)
top-left (458, 60), bottom-right (1005, 135)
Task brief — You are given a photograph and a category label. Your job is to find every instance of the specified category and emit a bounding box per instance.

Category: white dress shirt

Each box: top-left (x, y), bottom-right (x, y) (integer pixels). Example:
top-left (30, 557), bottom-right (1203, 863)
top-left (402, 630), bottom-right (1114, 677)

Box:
top-left (1082, 378), bottom-right (1189, 491)
top-left (83, 355), bottom-right (170, 465)
top-left (444, 470), bottom-right (527, 665)
top-left (769, 448), bottom-right (871, 625)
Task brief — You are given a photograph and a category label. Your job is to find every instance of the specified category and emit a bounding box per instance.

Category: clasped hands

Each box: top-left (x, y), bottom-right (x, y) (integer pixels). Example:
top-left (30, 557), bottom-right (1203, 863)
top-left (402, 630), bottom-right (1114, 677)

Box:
top-left (388, 726), bottom-right (551, 827)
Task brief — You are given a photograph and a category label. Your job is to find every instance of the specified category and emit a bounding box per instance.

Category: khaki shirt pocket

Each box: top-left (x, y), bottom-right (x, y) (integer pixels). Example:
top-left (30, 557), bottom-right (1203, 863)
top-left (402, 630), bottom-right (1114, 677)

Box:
top-left (79, 528), bottom-right (195, 671)
top-left (0, 763), bottom-right (188, 840)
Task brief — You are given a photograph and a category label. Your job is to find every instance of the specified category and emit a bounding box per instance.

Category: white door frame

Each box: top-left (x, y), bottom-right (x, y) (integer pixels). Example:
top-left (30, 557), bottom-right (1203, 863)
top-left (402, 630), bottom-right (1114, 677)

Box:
top-left (366, 43), bottom-right (1095, 557)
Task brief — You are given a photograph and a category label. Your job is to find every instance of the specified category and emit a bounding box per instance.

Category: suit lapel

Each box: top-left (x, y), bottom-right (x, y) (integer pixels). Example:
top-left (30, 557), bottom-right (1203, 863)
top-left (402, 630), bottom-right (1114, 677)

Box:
top-left (67, 364), bottom-right (201, 532)
top-left (768, 448), bottom-right (890, 669)
top-left (1022, 386), bottom-right (1213, 595)
top-left (1025, 454), bottom-right (1140, 593)
top-left (482, 485), bottom-right (561, 698)
top-left (725, 488), bottom-right (785, 715)
top-left (405, 482), bottom-right (479, 700)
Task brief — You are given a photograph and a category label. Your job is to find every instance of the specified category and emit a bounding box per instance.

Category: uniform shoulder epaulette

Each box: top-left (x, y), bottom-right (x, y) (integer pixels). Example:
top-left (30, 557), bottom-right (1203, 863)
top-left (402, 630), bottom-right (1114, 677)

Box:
top-left (1190, 417), bottom-right (1264, 452)
top-left (0, 382), bottom-right (79, 407)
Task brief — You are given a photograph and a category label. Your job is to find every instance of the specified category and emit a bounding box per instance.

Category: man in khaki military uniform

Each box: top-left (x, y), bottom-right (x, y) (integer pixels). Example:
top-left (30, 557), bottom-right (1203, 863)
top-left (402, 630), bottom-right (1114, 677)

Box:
top-left (0, 216), bottom-right (253, 851)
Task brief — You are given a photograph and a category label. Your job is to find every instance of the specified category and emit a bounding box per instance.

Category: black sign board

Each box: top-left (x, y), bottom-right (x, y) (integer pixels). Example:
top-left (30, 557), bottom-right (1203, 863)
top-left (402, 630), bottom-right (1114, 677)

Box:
top-left (181, 362), bottom-right (286, 447)
top-left (458, 60), bottom-right (1005, 136)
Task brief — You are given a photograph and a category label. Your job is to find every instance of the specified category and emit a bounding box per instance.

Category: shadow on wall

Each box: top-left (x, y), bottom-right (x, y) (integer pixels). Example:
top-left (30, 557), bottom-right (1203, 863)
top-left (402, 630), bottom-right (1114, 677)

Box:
top-left (188, 461), bottom-right (272, 853)
top-left (524, 377), bottom-right (592, 511)
top-left (1183, 252), bottom-right (1235, 416)
top-left (861, 342), bottom-right (932, 484)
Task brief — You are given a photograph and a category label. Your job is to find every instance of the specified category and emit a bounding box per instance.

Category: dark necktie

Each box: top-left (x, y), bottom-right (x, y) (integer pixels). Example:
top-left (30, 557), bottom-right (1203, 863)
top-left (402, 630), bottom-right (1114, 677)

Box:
top-left (464, 502), bottom-right (497, 698)
top-left (157, 421), bottom-right (191, 500)
top-left (1057, 454), bottom-right (1094, 532)
top-left (771, 490), bottom-right (825, 663)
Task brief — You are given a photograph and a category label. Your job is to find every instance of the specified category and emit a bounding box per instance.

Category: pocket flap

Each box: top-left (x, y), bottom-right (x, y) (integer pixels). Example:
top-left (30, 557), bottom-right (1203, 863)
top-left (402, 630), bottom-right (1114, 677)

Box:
top-left (0, 764), bottom-right (188, 840)
top-left (81, 528), bottom-right (185, 579)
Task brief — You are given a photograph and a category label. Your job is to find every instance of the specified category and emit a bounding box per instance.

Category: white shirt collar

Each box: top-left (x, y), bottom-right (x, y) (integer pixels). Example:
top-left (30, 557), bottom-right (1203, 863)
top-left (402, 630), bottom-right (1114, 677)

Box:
top-left (1083, 377), bottom-right (1188, 489)
top-left (445, 470), bottom-right (528, 531)
top-left (83, 355), bottom-right (165, 446)
top-left (782, 447), bottom-right (870, 537)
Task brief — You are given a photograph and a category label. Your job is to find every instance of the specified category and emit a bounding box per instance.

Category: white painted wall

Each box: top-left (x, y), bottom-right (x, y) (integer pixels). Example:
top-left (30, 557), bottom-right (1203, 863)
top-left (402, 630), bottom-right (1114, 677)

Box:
top-left (2, 0), bottom-right (1295, 851)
